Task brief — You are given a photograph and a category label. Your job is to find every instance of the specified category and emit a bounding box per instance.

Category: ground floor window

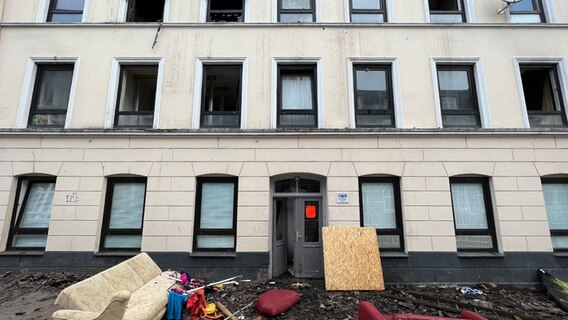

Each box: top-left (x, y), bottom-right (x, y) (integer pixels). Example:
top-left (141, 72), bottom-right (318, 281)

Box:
top-left (542, 179), bottom-right (568, 251)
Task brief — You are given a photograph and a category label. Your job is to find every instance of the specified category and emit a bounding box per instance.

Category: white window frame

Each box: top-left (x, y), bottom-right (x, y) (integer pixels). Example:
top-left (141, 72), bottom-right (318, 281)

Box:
top-left (16, 57), bottom-right (80, 129)
top-left (37, 0), bottom-right (90, 23)
top-left (344, 0), bottom-right (394, 23)
top-left (423, 0), bottom-right (475, 23)
top-left (104, 57), bottom-right (164, 129)
top-left (271, 57), bottom-right (324, 129)
top-left (347, 57), bottom-right (403, 128)
top-left (118, 0), bottom-right (170, 23)
top-left (200, 0), bottom-right (250, 23)
top-left (506, 0), bottom-right (554, 23)
top-left (192, 57), bottom-right (249, 129)
top-left (272, 0), bottom-right (322, 22)
top-left (430, 57), bottom-right (491, 128)
top-left (513, 57), bottom-right (568, 128)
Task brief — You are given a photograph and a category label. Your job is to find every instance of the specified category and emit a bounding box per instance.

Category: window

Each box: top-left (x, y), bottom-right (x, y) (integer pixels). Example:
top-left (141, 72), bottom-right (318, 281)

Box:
top-left (436, 65), bottom-right (481, 128)
top-left (208, 0), bottom-right (245, 22)
top-left (429, 0), bottom-right (465, 23)
top-left (277, 64), bottom-right (318, 128)
top-left (115, 65), bottom-right (158, 128)
top-left (100, 178), bottom-right (147, 251)
top-left (193, 177), bottom-right (238, 252)
top-left (519, 64), bottom-right (566, 128)
top-left (278, 0), bottom-right (315, 22)
top-left (7, 177), bottom-right (56, 251)
top-left (127, 0), bottom-right (165, 22)
top-left (359, 177), bottom-right (404, 251)
top-left (47, 0), bottom-right (85, 23)
top-left (542, 179), bottom-right (568, 251)
top-left (201, 65), bottom-right (242, 128)
top-left (450, 178), bottom-right (497, 252)
top-left (509, 0), bottom-right (545, 23)
top-left (350, 0), bottom-right (387, 23)
top-left (353, 65), bottom-right (394, 127)
top-left (28, 64), bottom-right (74, 128)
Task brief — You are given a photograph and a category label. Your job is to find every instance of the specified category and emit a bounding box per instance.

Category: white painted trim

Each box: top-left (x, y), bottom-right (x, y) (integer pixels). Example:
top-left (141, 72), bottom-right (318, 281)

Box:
top-left (244, 0), bottom-right (251, 22)
top-left (315, 0), bottom-right (322, 22)
top-left (163, 0), bottom-right (171, 23)
top-left (271, 0), bottom-right (321, 22)
top-left (347, 57), bottom-right (403, 129)
top-left (118, 0), bottom-right (127, 22)
top-left (192, 57), bottom-right (249, 129)
top-left (463, 0), bottom-right (475, 23)
top-left (16, 57), bottom-right (79, 129)
top-left (271, 0), bottom-right (278, 22)
top-left (104, 57), bottom-right (164, 129)
top-left (422, 0), bottom-right (431, 23)
top-left (272, 57), bottom-right (324, 129)
top-left (199, 0), bottom-right (208, 23)
top-left (343, 0), bottom-right (350, 23)
top-left (82, 0), bottom-right (90, 23)
top-left (36, 0), bottom-right (50, 22)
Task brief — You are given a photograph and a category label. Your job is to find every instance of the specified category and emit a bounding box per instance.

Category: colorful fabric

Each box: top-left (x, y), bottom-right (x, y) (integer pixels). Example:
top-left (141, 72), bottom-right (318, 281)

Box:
top-left (167, 291), bottom-right (188, 320)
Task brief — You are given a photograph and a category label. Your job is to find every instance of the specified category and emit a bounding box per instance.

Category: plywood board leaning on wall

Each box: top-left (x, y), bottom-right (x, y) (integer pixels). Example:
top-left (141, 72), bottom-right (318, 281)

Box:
top-left (322, 227), bottom-right (384, 291)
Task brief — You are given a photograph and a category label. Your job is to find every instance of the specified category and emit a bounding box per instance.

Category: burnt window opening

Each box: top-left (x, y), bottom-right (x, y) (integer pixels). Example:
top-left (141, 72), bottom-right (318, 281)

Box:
top-left (208, 0), bottom-right (245, 22)
top-left (520, 65), bottom-right (566, 128)
top-left (127, 0), bottom-right (165, 22)
top-left (115, 65), bottom-right (159, 128)
top-left (201, 65), bottom-right (243, 128)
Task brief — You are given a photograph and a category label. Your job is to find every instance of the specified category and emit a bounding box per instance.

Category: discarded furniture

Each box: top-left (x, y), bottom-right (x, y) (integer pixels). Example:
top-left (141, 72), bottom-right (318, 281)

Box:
top-left (358, 301), bottom-right (487, 320)
top-left (255, 289), bottom-right (300, 317)
top-left (52, 252), bottom-right (175, 320)
top-left (539, 268), bottom-right (568, 312)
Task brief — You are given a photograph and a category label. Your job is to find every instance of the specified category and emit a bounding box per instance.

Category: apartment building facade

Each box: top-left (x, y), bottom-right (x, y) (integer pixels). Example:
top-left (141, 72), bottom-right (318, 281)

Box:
top-left (0, 0), bottom-right (567, 284)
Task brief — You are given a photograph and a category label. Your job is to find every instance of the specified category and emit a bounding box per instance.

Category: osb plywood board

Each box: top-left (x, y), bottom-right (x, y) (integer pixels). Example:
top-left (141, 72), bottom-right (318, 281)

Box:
top-left (322, 227), bottom-right (384, 291)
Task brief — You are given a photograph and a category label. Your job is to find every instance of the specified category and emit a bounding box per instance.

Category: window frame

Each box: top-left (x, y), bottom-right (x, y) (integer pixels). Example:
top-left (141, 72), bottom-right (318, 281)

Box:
top-left (277, 64), bottom-right (318, 128)
top-left (358, 177), bottom-right (404, 252)
top-left (428, 0), bottom-right (466, 23)
top-left (6, 177), bottom-right (56, 251)
top-left (541, 178), bottom-right (568, 252)
top-left (436, 64), bottom-right (481, 128)
top-left (349, 0), bottom-right (387, 23)
top-left (99, 177), bottom-right (148, 252)
top-left (207, 0), bottom-right (245, 22)
top-left (200, 64), bottom-right (243, 128)
top-left (278, 0), bottom-right (316, 22)
top-left (193, 177), bottom-right (239, 252)
top-left (450, 177), bottom-right (498, 252)
top-left (125, 0), bottom-right (166, 23)
top-left (47, 0), bottom-right (85, 23)
top-left (352, 64), bottom-right (395, 128)
top-left (508, 0), bottom-right (546, 23)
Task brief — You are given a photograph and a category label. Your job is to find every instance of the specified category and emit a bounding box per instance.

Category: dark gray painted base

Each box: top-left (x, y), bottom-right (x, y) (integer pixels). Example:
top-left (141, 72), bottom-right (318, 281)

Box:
top-left (0, 251), bottom-right (566, 284)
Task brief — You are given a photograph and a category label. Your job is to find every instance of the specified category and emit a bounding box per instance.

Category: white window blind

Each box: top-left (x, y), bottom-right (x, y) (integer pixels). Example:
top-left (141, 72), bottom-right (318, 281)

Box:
top-left (451, 183), bottom-right (488, 229)
top-left (543, 183), bottom-right (568, 230)
top-left (200, 182), bottom-right (235, 229)
top-left (19, 182), bottom-right (55, 228)
top-left (109, 182), bottom-right (145, 229)
top-left (362, 182), bottom-right (396, 229)
top-left (282, 75), bottom-right (313, 110)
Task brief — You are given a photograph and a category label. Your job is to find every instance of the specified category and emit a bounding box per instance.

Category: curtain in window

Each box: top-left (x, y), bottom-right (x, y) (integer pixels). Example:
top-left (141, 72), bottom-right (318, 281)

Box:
top-left (282, 75), bottom-right (313, 110)
top-left (37, 70), bottom-right (73, 110)
top-left (362, 182), bottom-right (396, 229)
top-left (109, 182), bottom-right (145, 229)
top-left (543, 183), bottom-right (568, 230)
top-left (19, 182), bottom-right (55, 228)
top-left (451, 183), bottom-right (488, 229)
top-left (200, 183), bottom-right (234, 229)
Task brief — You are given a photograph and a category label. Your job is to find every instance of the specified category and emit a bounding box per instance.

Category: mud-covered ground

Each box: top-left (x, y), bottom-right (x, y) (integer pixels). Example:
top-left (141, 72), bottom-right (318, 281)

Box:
top-left (0, 271), bottom-right (566, 320)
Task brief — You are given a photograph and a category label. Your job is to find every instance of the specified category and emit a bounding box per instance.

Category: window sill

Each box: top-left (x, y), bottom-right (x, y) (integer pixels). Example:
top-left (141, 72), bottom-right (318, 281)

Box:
top-left (0, 250), bottom-right (45, 256)
top-left (380, 251), bottom-right (408, 258)
top-left (190, 252), bottom-right (237, 258)
top-left (94, 251), bottom-right (139, 257)
top-left (457, 252), bottom-right (504, 258)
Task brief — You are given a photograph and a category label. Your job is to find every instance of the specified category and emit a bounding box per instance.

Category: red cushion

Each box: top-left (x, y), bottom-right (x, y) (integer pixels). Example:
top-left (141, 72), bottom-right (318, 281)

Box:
top-left (255, 289), bottom-right (300, 316)
top-left (359, 301), bottom-right (390, 320)
top-left (460, 310), bottom-right (488, 320)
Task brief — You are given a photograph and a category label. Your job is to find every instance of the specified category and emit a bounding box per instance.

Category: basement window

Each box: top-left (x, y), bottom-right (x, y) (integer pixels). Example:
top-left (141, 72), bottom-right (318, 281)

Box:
top-left (126, 0), bottom-right (165, 22)
top-left (520, 65), bottom-right (566, 128)
top-left (115, 65), bottom-right (158, 128)
top-left (208, 0), bottom-right (245, 22)
top-left (429, 0), bottom-right (466, 23)
top-left (201, 65), bottom-right (243, 128)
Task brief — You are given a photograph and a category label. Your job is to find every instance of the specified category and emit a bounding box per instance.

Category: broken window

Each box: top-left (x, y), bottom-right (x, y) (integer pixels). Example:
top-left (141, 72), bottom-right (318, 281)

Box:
top-left (350, 0), bottom-right (387, 23)
top-left (542, 179), bottom-right (568, 252)
top-left (359, 177), bottom-right (404, 251)
top-left (7, 177), bottom-right (56, 251)
top-left (100, 178), bottom-right (147, 251)
top-left (28, 64), bottom-right (74, 128)
top-left (450, 177), bottom-right (497, 252)
top-left (279, 0), bottom-right (315, 22)
top-left (277, 64), bottom-right (318, 128)
top-left (520, 65), bottom-right (566, 127)
top-left (353, 65), bottom-right (394, 127)
top-left (115, 65), bottom-right (158, 128)
top-left (201, 65), bottom-right (242, 128)
top-left (193, 177), bottom-right (238, 252)
top-left (208, 0), bottom-right (245, 22)
top-left (429, 0), bottom-right (465, 23)
top-left (126, 0), bottom-right (165, 22)
top-left (47, 0), bottom-right (85, 23)
top-left (436, 65), bottom-right (481, 128)
top-left (509, 0), bottom-right (545, 23)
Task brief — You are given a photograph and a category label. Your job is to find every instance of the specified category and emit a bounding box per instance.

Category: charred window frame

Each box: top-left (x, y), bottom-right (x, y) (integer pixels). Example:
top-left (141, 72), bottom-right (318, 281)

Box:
top-left (100, 177), bottom-right (147, 252)
top-left (7, 177), bottom-right (56, 251)
top-left (436, 65), bottom-right (481, 128)
top-left (28, 64), bottom-right (74, 128)
top-left (193, 177), bottom-right (238, 252)
top-left (359, 177), bottom-right (404, 252)
top-left (201, 65), bottom-right (243, 128)
top-left (429, 0), bottom-right (466, 23)
top-left (450, 177), bottom-right (498, 252)
top-left (509, 0), bottom-right (545, 23)
top-left (541, 178), bottom-right (568, 252)
top-left (350, 0), bottom-right (387, 23)
top-left (208, 0), bottom-right (245, 22)
top-left (47, 0), bottom-right (85, 23)
top-left (353, 64), bottom-right (395, 128)
top-left (126, 0), bottom-right (165, 22)
top-left (278, 0), bottom-right (316, 22)
top-left (519, 64), bottom-right (566, 128)
top-left (114, 65), bottom-right (158, 128)
top-left (277, 64), bottom-right (318, 128)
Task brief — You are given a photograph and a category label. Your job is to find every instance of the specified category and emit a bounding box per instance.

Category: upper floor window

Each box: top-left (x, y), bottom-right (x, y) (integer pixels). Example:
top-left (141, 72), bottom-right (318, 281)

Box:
top-left (509, 0), bottom-right (545, 23)
top-left (127, 0), bottom-right (165, 22)
top-left (28, 64), bottom-right (74, 128)
top-left (542, 179), bottom-right (568, 252)
top-left (7, 177), bottom-right (56, 251)
top-left (428, 0), bottom-right (465, 23)
top-left (436, 65), bottom-right (481, 128)
top-left (350, 0), bottom-right (387, 23)
top-left (277, 64), bottom-right (318, 128)
top-left (48, 0), bottom-right (85, 23)
top-left (519, 64), bottom-right (566, 128)
top-left (115, 65), bottom-right (158, 128)
top-left (353, 65), bottom-right (394, 128)
top-left (208, 0), bottom-right (245, 22)
top-left (201, 65), bottom-right (243, 128)
top-left (279, 0), bottom-right (315, 22)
